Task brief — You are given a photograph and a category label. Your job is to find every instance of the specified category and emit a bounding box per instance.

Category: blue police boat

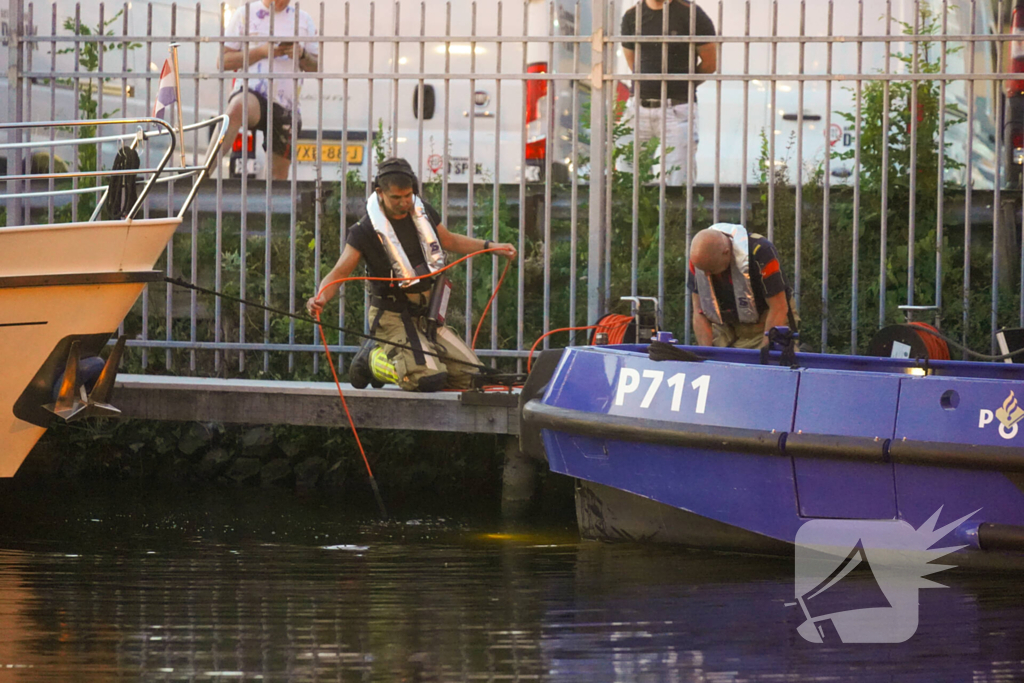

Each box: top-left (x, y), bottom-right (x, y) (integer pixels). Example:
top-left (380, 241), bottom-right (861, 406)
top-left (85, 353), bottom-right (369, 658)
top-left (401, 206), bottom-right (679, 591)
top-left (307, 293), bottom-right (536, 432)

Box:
top-left (519, 335), bottom-right (1024, 569)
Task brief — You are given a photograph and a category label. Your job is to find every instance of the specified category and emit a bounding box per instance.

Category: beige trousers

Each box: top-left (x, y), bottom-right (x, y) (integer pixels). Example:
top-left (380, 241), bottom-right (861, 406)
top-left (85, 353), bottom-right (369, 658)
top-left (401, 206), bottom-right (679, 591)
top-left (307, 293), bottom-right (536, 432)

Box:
top-left (369, 305), bottom-right (481, 391)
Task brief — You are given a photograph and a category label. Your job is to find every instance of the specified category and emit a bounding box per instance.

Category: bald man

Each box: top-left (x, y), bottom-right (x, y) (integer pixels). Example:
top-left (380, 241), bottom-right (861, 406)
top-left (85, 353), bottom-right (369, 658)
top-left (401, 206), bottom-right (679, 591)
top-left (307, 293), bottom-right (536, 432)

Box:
top-left (687, 224), bottom-right (797, 348)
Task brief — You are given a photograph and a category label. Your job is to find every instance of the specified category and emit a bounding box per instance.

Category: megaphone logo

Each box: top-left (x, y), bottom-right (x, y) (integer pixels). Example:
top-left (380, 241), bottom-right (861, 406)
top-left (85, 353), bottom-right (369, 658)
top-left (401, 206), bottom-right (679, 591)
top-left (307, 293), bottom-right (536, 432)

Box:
top-left (790, 508), bottom-right (978, 644)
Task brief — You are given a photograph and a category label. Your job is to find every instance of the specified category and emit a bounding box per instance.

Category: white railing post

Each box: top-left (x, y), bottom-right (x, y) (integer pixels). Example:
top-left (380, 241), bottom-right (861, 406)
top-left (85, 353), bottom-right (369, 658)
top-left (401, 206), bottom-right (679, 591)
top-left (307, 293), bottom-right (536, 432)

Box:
top-left (587, 0), bottom-right (606, 324)
top-left (5, 0), bottom-right (25, 226)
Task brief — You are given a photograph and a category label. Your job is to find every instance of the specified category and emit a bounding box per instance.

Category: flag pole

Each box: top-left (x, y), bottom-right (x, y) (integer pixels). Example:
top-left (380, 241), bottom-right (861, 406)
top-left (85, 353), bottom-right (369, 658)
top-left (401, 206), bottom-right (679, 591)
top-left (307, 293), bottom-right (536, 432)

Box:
top-left (169, 42), bottom-right (187, 169)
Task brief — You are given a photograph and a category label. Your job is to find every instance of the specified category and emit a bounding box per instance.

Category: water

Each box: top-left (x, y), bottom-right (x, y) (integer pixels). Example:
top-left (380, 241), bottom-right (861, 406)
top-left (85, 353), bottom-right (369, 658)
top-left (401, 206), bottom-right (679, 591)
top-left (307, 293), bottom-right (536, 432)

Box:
top-left (1, 484), bottom-right (1022, 682)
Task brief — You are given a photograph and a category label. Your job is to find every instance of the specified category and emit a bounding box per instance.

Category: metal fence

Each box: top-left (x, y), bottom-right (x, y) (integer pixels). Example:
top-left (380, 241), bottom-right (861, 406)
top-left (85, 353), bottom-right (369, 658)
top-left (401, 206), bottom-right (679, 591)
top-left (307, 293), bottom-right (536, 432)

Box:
top-left (3, 0), bottom-right (1023, 376)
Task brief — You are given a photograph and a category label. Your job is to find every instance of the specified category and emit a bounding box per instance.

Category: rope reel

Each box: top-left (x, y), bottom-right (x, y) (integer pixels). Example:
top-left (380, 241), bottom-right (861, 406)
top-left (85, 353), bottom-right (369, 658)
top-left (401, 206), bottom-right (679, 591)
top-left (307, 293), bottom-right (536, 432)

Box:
top-left (867, 322), bottom-right (950, 361)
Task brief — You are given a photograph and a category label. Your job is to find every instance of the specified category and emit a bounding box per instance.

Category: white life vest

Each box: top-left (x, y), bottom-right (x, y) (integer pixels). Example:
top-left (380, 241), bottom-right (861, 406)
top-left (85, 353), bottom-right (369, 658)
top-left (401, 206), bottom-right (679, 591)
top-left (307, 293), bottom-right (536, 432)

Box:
top-left (366, 194), bottom-right (445, 288)
top-left (694, 223), bottom-right (759, 325)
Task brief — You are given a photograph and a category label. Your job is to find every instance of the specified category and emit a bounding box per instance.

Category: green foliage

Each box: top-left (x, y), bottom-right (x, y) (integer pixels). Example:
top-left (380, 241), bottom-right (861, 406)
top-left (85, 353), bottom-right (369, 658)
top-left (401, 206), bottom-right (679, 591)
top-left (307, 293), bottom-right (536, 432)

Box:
top-left (747, 3), bottom-right (1017, 354)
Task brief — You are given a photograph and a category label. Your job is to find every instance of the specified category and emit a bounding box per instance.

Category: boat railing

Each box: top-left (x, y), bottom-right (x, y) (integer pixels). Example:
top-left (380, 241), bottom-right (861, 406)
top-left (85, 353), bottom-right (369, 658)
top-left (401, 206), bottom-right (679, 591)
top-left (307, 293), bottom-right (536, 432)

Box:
top-left (0, 114), bottom-right (230, 222)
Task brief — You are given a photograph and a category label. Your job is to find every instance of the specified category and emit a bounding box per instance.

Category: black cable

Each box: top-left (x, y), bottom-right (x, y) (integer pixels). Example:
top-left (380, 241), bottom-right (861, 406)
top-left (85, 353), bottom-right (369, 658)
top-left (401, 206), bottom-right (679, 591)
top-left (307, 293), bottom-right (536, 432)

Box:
top-left (164, 277), bottom-right (497, 374)
top-left (911, 325), bottom-right (1024, 362)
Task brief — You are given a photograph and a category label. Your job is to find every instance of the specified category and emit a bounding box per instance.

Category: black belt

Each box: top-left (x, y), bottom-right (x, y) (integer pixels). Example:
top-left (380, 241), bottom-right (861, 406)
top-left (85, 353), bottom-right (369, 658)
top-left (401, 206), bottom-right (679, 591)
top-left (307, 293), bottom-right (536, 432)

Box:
top-left (370, 294), bottom-right (428, 317)
top-left (639, 98), bottom-right (689, 108)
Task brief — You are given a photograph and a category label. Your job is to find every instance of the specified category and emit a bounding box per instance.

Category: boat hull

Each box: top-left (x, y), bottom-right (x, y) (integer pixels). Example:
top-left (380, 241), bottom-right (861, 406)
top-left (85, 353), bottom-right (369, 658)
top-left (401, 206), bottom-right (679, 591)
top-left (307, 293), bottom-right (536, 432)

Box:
top-left (1, 218), bottom-right (180, 477)
top-left (522, 345), bottom-right (1024, 569)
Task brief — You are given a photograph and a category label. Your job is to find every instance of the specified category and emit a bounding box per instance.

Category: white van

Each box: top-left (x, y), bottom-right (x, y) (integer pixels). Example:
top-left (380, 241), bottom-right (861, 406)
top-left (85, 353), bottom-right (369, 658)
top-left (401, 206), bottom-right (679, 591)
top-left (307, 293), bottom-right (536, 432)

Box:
top-left (528, 0), bottom-right (1001, 188)
top-left (2, 0), bottom-right (533, 183)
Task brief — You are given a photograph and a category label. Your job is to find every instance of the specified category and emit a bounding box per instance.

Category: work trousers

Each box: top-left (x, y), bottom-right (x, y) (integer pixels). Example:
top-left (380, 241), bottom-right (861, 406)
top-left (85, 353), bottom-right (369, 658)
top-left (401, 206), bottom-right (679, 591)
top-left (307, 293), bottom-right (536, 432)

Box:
top-left (711, 306), bottom-right (802, 350)
top-left (369, 305), bottom-right (480, 391)
top-left (620, 99), bottom-right (699, 186)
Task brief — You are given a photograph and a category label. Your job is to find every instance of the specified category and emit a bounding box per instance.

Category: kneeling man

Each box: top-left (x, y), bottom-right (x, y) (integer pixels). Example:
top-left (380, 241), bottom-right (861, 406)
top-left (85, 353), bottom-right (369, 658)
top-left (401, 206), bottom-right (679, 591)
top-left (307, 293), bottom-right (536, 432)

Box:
top-left (306, 157), bottom-right (516, 391)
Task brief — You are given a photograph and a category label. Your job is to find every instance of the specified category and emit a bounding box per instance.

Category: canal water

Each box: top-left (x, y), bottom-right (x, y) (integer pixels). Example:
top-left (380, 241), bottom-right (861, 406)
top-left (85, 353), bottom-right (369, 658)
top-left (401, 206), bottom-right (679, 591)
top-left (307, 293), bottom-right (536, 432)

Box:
top-left (1, 483), bottom-right (1022, 682)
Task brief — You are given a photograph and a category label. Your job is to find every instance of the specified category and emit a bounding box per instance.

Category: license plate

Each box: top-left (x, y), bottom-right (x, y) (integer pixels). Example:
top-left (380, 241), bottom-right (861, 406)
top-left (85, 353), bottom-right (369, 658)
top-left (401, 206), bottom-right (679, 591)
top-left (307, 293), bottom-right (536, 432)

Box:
top-left (296, 142), bottom-right (364, 164)
top-left (231, 155), bottom-right (259, 178)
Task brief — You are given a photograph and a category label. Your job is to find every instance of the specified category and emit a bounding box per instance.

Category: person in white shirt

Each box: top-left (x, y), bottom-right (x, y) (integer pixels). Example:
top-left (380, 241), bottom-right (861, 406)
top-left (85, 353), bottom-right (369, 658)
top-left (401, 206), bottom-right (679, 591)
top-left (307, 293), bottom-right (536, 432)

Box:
top-left (220, 0), bottom-right (319, 180)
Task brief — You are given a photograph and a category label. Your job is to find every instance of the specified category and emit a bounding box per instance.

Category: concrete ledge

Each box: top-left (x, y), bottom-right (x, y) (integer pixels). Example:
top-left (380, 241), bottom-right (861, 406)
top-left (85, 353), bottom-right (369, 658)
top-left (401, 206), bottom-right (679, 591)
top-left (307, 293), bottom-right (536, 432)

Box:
top-left (114, 374), bottom-right (520, 435)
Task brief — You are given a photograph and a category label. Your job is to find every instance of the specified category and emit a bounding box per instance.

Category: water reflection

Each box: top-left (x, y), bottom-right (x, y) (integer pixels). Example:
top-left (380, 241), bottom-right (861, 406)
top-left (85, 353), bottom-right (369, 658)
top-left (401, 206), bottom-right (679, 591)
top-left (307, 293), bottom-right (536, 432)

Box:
top-left (0, 486), bottom-right (1022, 681)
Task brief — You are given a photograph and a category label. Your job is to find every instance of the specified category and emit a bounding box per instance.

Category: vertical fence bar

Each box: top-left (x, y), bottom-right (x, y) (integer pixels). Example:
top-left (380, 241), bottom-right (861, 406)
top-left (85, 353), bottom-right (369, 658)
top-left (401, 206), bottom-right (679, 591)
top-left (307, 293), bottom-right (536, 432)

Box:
top-left (262, 2), bottom-right (276, 373)
top-left (238, 1), bottom-right (250, 372)
top-left (684, 0), bottom-right (695, 313)
top-left (189, 4), bottom-right (200, 372)
top-left (712, 0), bottom-right (723, 225)
top-left (656, 0), bottom-right (669, 307)
top-left (879, 0), bottom-right (892, 329)
top-left (740, 0), bottom-right (749, 228)
top-left (364, 2), bottom-right (378, 338)
top-left (907, 0), bottom-right (919, 310)
top-left (417, 0), bottom-right (425, 179)
top-left (337, 2), bottom-right (351, 368)
top-left (165, 4), bottom-right (177, 371)
top-left (467, 1), bottom-right (478, 345)
top-left (142, 3), bottom-right (153, 369)
top-left (937, 0), bottom-right (947, 326)
top-left (215, 1), bottom-right (226, 373)
top-left (441, 2), bottom-right (450, 227)
top-left (821, 0), bottom-right (832, 350)
top-left (517, 0), bottom-right (526, 369)
top-left (587, 0), bottom-right (606, 326)
top-left (287, 2), bottom-right (302, 372)
top-left (72, 4), bottom-right (80, 223)
top-left (568, 0), bottom-right (579, 344)
top-left (767, 0), bottom-right (777, 242)
top-left (490, 0), bottom-right (503, 357)
top-left (48, 3), bottom-right (56, 224)
top-left (5, 0), bottom-right (24, 227)
top-left (630, 0), bottom-right (640, 299)
top-left (852, 0), bottom-right (863, 351)
top-left (794, 0), bottom-right (805, 313)
top-left (992, 0), bottom-right (1004, 352)
top-left (392, 0), bottom-right (400, 158)
top-left (311, 0), bottom-right (324, 373)
top-left (22, 1), bottom-right (32, 226)
top-left (962, 0), bottom-right (977, 348)
top-left (542, 0), bottom-right (555, 348)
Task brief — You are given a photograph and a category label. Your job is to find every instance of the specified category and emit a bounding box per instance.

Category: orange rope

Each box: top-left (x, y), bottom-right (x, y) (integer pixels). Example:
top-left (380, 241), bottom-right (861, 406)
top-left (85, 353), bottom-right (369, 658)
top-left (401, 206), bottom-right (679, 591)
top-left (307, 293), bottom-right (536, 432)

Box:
top-left (472, 256), bottom-right (513, 350)
top-left (312, 247), bottom-right (512, 496)
top-left (909, 322), bottom-right (951, 361)
top-left (526, 315), bottom-right (633, 373)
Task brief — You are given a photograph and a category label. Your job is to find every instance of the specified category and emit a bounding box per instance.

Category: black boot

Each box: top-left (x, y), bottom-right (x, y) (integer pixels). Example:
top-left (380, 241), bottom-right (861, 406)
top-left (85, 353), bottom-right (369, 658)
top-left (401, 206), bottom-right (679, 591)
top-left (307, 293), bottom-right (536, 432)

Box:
top-left (348, 339), bottom-right (377, 389)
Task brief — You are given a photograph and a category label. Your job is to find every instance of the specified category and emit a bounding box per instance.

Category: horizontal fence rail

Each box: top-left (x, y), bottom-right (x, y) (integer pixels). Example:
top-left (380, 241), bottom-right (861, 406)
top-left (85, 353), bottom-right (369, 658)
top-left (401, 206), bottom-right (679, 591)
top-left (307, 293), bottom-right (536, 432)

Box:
top-left (3, 0), bottom-right (1024, 381)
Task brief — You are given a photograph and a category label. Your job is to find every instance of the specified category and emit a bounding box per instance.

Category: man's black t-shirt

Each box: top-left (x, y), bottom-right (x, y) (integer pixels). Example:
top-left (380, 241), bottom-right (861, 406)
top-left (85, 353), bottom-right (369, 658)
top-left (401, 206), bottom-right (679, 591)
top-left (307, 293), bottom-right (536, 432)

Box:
top-left (346, 199), bottom-right (443, 295)
top-left (621, 1), bottom-right (717, 101)
top-left (686, 235), bottom-right (790, 325)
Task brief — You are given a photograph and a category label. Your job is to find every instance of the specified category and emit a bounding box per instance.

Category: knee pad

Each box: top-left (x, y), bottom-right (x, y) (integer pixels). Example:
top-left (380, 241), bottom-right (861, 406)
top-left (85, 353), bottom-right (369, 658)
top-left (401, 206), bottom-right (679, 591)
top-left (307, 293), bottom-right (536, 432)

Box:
top-left (370, 347), bottom-right (399, 385)
top-left (416, 372), bottom-right (448, 393)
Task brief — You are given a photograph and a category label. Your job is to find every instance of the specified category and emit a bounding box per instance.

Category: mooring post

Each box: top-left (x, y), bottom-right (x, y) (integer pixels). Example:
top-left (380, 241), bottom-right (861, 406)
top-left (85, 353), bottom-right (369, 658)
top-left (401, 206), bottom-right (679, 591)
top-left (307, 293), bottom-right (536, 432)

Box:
top-left (501, 436), bottom-right (537, 519)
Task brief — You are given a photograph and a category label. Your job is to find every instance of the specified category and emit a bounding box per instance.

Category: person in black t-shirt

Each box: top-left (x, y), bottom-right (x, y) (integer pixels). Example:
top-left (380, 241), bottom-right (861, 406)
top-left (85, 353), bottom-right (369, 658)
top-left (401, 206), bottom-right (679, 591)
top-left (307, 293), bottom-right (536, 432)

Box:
top-left (620, 0), bottom-right (717, 185)
top-left (306, 158), bottom-right (516, 392)
top-left (686, 226), bottom-right (797, 349)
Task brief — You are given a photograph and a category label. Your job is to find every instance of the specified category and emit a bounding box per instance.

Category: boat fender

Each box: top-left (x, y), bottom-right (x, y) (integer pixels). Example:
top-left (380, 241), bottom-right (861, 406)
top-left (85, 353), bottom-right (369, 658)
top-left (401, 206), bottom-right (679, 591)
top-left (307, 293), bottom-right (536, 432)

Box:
top-left (977, 523), bottom-right (1024, 553)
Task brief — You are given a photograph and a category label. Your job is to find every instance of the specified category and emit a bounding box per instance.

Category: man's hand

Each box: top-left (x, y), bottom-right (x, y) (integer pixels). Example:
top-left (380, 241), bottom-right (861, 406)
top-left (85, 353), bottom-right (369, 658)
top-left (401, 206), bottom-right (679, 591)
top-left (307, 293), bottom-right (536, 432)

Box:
top-left (490, 242), bottom-right (517, 259)
top-left (306, 292), bottom-right (328, 317)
